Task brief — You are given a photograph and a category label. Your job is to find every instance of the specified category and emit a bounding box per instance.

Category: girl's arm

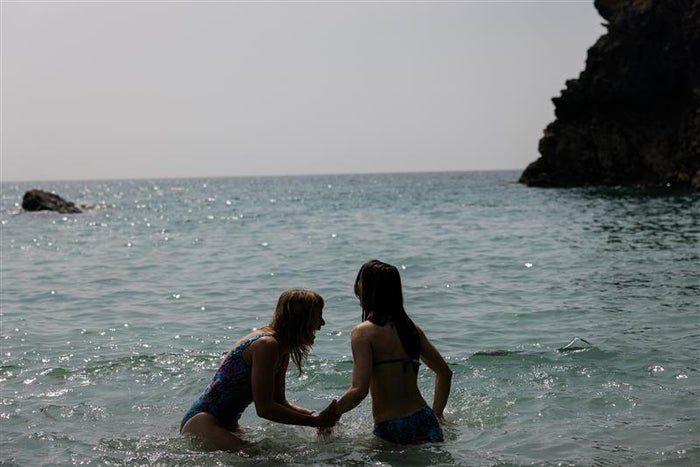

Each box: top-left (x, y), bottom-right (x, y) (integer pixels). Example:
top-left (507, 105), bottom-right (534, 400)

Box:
top-left (251, 337), bottom-right (337, 427)
top-left (335, 324), bottom-right (373, 415)
top-left (417, 326), bottom-right (452, 422)
top-left (273, 354), bottom-right (315, 415)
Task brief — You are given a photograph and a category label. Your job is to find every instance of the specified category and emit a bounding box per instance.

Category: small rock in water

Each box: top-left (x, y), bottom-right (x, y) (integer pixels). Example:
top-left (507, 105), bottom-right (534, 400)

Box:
top-left (558, 336), bottom-right (593, 352)
top-left (22, 189), bottom-right (83, 214)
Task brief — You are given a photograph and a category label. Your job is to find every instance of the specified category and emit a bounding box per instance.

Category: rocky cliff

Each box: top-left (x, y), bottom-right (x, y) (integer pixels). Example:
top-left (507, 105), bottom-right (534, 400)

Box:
top-left (519, 0), bottom-right (700, 190)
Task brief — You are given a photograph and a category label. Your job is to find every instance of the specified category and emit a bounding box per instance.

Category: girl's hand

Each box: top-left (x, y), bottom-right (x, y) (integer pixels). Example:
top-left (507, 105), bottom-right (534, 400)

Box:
top-left (436, 413), bottom-right (453, 426)
top-left (312, 400), bottom-right (340, 428)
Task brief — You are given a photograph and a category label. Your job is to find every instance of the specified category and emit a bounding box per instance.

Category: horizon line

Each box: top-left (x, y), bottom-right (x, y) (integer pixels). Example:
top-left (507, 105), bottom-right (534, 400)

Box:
top-left (0, 167), bottom-right (525, 185)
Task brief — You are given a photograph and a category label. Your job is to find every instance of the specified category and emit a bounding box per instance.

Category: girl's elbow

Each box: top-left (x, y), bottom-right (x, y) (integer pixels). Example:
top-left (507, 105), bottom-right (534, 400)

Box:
top-left (254, 402), bottom-right (274, 419)
top-left (352, 385), bottom-right (369, 401)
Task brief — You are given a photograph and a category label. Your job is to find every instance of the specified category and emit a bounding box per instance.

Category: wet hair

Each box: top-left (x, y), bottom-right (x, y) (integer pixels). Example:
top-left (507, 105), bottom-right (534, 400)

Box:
top-left (268, 289), bottom-right (324, 375)
top-left (354, 259), bottom-right (420, 364)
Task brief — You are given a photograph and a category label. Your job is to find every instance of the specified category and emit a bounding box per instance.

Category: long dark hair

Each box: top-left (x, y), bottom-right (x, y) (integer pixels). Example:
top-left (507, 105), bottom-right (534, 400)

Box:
top-left (354, 259), bottom-right (420, 363)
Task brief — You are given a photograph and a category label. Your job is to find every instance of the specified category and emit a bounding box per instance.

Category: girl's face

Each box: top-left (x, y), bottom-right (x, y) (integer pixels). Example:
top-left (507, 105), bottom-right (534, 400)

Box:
top-left (306, 306), bottom-right (325, 345)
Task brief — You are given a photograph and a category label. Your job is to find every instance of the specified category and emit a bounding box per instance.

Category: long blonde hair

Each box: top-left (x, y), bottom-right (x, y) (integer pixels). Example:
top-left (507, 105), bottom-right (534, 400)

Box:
top-left (268, 289), bottom-right (324, 374)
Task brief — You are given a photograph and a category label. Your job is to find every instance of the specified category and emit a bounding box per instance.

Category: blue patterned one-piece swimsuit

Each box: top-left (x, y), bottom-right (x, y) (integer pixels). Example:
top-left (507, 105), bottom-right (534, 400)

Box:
top-left (180, 333), bottom-right (272, 432)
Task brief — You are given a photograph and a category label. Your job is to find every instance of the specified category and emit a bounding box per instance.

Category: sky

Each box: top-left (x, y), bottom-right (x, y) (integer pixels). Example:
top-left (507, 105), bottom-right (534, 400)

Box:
top-left (1, 0), bottom-right (605, 182)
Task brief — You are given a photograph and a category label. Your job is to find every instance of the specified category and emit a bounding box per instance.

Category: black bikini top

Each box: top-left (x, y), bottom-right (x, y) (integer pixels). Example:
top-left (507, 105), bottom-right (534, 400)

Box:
top-left (374, 357), bottom-right (420, 372)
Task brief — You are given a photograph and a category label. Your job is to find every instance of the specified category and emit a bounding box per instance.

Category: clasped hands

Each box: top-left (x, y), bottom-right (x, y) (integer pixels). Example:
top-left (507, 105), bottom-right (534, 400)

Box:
top-left (311, 399), bottom-right (340, 435)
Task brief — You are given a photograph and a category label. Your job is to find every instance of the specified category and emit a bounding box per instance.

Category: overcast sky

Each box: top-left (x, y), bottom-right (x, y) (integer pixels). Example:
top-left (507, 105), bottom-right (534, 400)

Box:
top-left (1, 1), bottom-right (605, 182)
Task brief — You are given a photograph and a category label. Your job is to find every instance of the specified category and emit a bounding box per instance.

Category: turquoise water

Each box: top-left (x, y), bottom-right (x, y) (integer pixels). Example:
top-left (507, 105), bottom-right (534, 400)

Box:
top-left (1, 171), bottom-right (698, 466)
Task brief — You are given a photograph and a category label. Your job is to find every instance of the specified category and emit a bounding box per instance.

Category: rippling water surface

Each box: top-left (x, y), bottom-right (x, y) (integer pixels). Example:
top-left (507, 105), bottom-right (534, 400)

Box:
top-left (1, 171), bottom-right (698, 466)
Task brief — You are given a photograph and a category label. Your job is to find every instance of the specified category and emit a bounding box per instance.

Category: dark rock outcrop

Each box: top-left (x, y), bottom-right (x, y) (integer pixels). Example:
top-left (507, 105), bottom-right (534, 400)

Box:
top-left (22, 189), bottom-right (83, 214)
top-left (519, 0), bottom-right (700, 190)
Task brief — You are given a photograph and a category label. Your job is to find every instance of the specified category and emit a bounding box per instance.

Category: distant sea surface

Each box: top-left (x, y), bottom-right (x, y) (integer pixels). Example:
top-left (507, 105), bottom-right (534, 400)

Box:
top-left (1, 171), bottom-right (698, 466)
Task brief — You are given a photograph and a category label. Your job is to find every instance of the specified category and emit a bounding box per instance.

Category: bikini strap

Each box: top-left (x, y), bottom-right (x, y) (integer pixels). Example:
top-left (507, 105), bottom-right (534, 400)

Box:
top-left (229, 332), bottom-right (274, 355)
top-left (374, 357), bottom-right (420, 373)
top-left (374, 358), bottom-right (404, 366)
top-left (243, 332), bottom-right (274, 347)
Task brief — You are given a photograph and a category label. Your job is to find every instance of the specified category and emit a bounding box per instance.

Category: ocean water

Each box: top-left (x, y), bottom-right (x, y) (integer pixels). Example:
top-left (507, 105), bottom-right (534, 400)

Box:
top-left (1, 171), bottom-right (698, 466)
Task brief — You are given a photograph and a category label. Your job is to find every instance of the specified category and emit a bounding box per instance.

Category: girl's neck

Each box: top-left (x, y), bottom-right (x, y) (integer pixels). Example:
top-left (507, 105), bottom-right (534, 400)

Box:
top-left (260, 326), bottom-right (289, 353)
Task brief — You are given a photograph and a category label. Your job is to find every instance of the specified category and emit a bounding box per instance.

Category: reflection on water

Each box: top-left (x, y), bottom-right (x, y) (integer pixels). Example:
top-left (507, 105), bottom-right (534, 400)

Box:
top-left (1, 173), bottom-right (698, 466)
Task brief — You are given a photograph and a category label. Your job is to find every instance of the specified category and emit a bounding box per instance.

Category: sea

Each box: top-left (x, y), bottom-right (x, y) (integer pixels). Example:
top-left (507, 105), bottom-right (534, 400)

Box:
top-left (1, 170), bottom-right (698, 466)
